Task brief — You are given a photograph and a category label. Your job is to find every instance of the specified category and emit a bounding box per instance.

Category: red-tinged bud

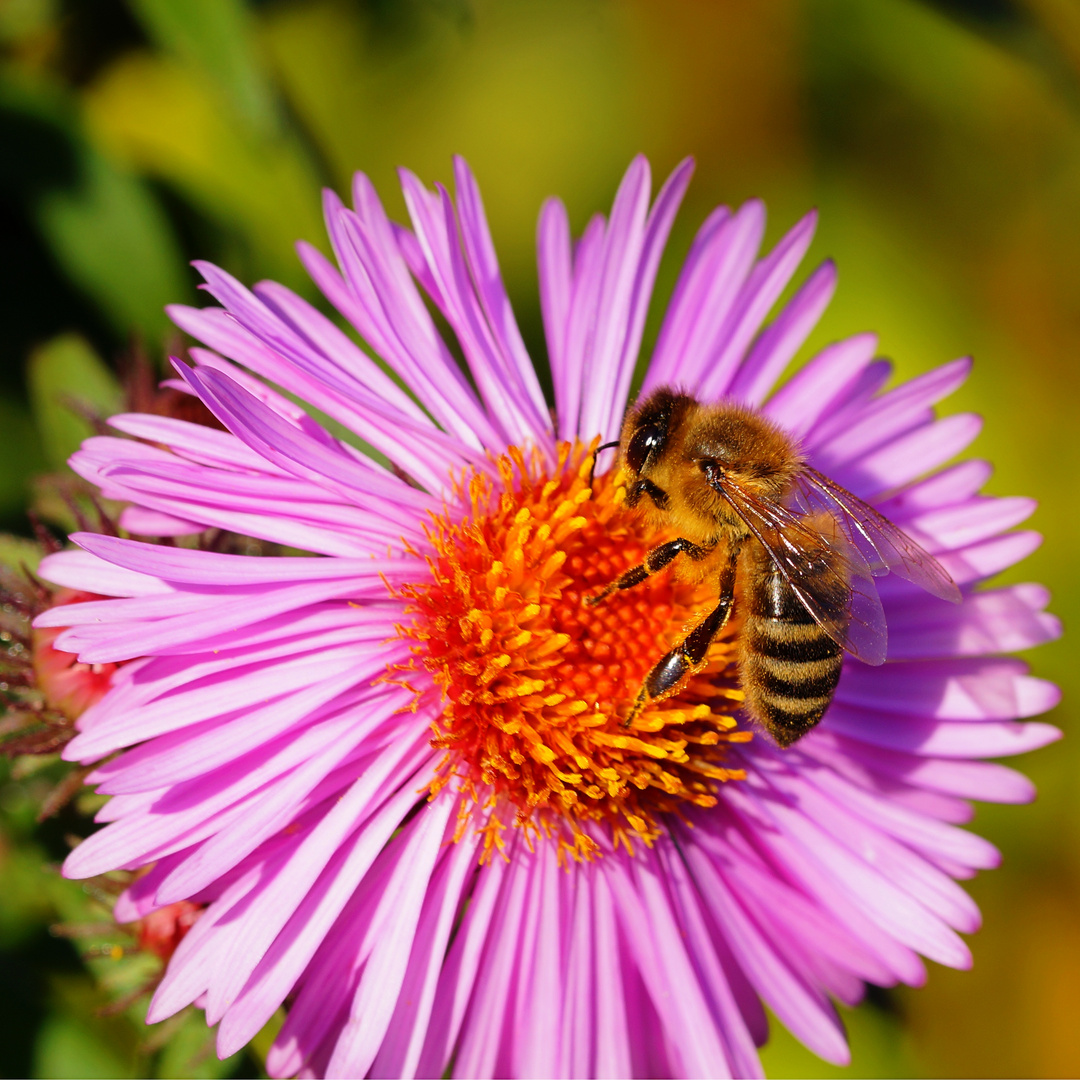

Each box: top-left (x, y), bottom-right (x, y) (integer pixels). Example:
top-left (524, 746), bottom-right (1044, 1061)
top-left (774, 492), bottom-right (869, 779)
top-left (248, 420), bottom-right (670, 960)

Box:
top-left (32, 589), bottom-right (118, 721)
top-left (134, 901), bottom-right (203, 961)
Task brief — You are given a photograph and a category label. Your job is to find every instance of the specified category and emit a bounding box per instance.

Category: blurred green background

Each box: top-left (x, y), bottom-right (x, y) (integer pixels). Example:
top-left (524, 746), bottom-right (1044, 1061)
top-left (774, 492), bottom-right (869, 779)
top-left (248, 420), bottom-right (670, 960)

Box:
top-left (1, 0), bottom-right (1077, 1076)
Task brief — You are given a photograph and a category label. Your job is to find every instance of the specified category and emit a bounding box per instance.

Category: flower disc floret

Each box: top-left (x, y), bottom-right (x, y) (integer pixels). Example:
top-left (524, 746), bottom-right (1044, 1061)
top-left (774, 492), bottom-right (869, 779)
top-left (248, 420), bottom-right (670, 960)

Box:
top-left (402, 442), bottom-right (749, 854)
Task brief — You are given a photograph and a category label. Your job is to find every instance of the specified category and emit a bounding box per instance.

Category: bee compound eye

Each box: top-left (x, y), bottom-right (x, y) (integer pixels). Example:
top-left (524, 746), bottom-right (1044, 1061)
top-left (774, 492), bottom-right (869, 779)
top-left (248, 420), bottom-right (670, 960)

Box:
top-left (626, 424), bottom-right (665, 474)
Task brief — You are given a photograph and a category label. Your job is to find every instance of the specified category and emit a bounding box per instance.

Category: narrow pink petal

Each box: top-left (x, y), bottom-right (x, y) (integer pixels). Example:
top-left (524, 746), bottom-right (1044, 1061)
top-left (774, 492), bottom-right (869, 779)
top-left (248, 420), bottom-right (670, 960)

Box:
top-left (166, 727), bottom-right (431, 910)
top-left (64, 706), bottom-right (388, 877)
top-left (222, 792), bottom-right (452, 1065)
top-left (590, 867), bottom-right (633, 1078)
top-left (577, 156), bottom-right (652, 441)
top-left (557, 862), bottom-right (594, 1079)
top-left (38, 549), bottom-right (173, 598)
top-left (119, 506), bottom-right (202, 536)
top-left (831, 413), bottom-right (983, 498)
top-left (811, 357), bottom-right (972, 463)
top-left (95, 673), bottom-right (382, 793)
top-left (874, 459), bottom-right (993, 521)
top-left (368, 831), bottom-right (480, 1079)
top-left (692, 819), bottom-right (894, 987)
top-left (198, 736), bottom-right (434, 1006)
top-left (727, 261), bottom-right (838, 406)
top-left (822, 706), bottom-right (1062, 758)
top-left (251, 277), bottom-right (429, 423)
top-left (742, 771), bottom-right (972, 969)
top-left (315, 187), bottom-right (501, 450)
top-left (775, 762), bottom-right (985, 928)
top-left (97, 456), bottom-right (415, 551)
top-left (823, 735), bottom-right (1038, 802)
top-left (764, 333), bottom-right (879, 439)
top-left (642, 203), bottom-right (740, 391)
top-left (675, 838), bottom-right (848, 1066)
top-left (454, 156), bottom-right (550, 424)
top-left (182, 365), bottom-right (436, 515)
top-left (453, 844), bottom-right (533, 1078)
top-left (511, 844), bottom-right (564, 1078)
top-left (885, 584), bottom-right (1060, 659)
top-left (604, 849), bottom-right (734, 1077)
top-left (38, 591), bottom-right (225, 631)
top-left (319, 797), bottom-right (454, 1077)
top-left (556, 214), bottom-right (606, 442)
top-left (603, 157), bottom-right (695, 437)
top-left (537, 197), bottom-right (572, 397)
top-left (412, 847), bottom-right (511, 1077)
top-left (930, 532), bottom-right (1043, 590)
top-left (70, 532), bottom-right (409, 586)
top-left (399, 174), bottom-right (548, 449)
top-left (909, 496), bottom-right (1036, 551)
top-left (55, 578), bottom-right (403, 668)
top-left (694, 210), bottom-right (820, 401)
top-left (147, 860), bottom-right (271, 1022)
top-left (836, 657), bottom-right (1060, 721)
top-left (656, 844), bottom-right (768, 1075)
top-left (719, 786), bottom-right (927, 985)
top-left (72, 453), bottom-right (384, 558)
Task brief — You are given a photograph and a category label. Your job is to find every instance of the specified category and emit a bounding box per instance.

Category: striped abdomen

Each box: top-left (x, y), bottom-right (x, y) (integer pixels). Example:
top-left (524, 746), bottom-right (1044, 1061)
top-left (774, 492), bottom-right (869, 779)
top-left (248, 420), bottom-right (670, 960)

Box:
top-left (739, 542), bottom-right (847, 747)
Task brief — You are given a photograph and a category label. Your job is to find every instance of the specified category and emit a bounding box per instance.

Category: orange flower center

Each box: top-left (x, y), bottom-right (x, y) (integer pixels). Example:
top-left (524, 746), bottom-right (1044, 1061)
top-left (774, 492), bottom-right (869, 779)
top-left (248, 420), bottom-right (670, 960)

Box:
top-left (399, 442), bottom-right (750, 859)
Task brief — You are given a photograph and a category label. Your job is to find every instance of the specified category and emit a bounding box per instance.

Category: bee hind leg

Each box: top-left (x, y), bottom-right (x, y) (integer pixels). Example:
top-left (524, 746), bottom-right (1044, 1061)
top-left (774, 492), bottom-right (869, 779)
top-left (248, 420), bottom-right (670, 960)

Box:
top-left (587, 537), bottom-right (713, 607)
top-left (623, 597), bottom-right (734, 726)
top-left (623, 551), bottom-right (738, 727)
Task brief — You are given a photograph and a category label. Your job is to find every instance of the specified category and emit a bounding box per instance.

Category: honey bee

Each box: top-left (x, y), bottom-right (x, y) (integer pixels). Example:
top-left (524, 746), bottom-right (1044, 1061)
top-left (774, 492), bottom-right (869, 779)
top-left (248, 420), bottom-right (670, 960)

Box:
top-left (589, 388), bottom-right (961, 746)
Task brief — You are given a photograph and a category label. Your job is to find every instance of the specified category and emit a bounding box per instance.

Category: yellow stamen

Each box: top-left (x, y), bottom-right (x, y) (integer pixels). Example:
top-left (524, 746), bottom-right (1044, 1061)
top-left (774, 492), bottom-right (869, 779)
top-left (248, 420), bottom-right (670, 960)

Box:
top-left (395, 441), bottom-right (748, 856)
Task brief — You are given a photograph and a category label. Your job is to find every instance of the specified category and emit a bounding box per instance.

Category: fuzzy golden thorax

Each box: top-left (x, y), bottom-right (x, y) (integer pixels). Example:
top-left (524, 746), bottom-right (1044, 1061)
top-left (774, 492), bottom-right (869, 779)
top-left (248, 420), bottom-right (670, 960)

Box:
top-left (619, 389), bottom-right (803, 548)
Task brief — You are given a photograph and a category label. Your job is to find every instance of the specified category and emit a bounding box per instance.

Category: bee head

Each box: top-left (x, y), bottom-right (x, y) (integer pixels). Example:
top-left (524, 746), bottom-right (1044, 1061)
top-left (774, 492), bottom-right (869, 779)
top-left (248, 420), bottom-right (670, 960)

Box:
top-left (619, 390), bottom-right (801, 530)
top-left (619, 389), bottom-right (696, 511)
top-left (621, 389), bottom-right (693, 477)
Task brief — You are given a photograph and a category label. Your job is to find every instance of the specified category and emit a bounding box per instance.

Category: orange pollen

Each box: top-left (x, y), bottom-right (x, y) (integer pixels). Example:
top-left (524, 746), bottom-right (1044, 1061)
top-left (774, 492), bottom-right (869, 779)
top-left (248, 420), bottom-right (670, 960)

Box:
top-left (396, 441), bottom-right (750, 860)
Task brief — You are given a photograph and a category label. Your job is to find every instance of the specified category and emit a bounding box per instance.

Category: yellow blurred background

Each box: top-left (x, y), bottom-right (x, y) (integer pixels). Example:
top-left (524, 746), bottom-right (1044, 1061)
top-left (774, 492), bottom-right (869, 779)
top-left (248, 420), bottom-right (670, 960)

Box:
top-left (0, 0), bottom-right (1077, 1075)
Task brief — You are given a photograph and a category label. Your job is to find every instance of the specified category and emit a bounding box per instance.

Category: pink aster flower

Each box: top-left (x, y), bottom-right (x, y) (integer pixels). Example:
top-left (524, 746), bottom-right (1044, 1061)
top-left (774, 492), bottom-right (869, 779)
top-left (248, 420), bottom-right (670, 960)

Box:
top-left (38, 156), bottom-right (1060, 1078)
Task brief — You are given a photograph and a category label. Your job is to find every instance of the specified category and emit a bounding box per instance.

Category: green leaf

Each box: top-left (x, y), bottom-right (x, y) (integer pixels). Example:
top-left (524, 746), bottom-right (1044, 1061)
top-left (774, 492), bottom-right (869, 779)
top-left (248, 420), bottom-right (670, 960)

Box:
top-left (83, 52), bottom-right (325, 294)
top-left (127, 0), bottom-right (277, 134)
top-left (0, 533), bottom-right (43, 574)
top-left (0, 72), bottom-right (190, 346)
top-left (0, 398), bottom-right (47, 517)
top-left (154, 1008), bottom-right (245, 1079)
top-left (0, 0), bottom-right (59, 45)
top-left (27, 334), bottom-right (123, 469)
top-left (34, 1013), bottom-right (134, 1079)
top-left (34, 976), bottom-right (143, 1079)
top-left (35, 149), bottom-right (190, 343)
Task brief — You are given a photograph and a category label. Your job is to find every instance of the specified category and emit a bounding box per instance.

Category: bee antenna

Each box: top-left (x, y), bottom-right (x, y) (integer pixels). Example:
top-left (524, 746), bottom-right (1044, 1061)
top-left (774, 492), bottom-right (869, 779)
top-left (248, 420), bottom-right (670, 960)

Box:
top-left (589, 441), bottom-right (621, 489)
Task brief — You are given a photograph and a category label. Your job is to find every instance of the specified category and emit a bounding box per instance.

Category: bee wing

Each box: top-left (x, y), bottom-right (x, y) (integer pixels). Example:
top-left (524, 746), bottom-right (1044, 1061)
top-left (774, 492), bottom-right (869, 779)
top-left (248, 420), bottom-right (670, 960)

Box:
top-left (794, 467), bottom-right (962, 603)
top-left (712, 475), bottom-right (889, 666)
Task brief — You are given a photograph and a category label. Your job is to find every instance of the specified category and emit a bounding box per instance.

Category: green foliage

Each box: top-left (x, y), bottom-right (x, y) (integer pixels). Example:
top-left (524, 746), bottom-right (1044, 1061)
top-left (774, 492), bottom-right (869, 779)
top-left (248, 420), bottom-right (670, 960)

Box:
top-left (36, 149), bottom-right (188, 343)
top-left (127, 0), bottom-right (276, 133)
top-left (33, 977), bottom-right (141, 1079)
top-left (0, 72), bottom-right (190, 346)
top-left (27, 334), bottom-right (122, 469)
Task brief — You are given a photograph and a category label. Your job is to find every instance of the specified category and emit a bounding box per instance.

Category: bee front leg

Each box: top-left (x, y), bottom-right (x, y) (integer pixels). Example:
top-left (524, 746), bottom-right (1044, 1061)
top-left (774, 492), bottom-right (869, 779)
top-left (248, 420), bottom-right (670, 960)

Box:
top-left (587, 537), bottom-right (714, 607)
top-left (623, 548), bottom-right (739, 727)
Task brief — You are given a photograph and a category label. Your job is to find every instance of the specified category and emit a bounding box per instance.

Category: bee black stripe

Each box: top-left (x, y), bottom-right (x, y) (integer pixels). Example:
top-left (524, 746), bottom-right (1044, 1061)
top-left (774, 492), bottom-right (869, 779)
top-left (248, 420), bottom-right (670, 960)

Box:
top-left (754, 664), bottom-right (841, 701)
top-left (745, 621), bottom-right (843, 663)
